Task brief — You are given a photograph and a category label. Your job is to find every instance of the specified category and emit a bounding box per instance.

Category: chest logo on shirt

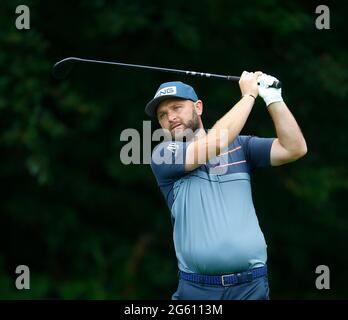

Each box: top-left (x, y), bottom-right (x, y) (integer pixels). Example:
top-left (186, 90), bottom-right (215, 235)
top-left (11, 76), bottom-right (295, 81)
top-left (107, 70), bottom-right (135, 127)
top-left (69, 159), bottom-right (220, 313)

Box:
top-left (167, 142), bottom-right (179, 156)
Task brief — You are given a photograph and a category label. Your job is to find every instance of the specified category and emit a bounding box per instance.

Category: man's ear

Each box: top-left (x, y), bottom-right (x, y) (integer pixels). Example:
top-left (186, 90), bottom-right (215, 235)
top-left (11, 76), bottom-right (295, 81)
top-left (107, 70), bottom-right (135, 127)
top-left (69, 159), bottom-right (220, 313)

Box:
top-left (194, 100), bottom-right (203, 116)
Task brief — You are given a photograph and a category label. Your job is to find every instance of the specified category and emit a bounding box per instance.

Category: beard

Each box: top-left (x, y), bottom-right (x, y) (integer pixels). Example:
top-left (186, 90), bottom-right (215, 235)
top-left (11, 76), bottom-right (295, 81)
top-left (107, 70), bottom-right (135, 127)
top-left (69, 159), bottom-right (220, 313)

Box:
top-left (170, 109), bottom-right (201, 141)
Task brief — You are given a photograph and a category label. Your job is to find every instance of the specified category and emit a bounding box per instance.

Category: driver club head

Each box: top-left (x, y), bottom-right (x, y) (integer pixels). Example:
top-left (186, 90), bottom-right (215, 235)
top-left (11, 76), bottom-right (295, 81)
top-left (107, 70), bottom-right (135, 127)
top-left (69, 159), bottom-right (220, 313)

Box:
top-left (52, 57), bottom-right (77, 79)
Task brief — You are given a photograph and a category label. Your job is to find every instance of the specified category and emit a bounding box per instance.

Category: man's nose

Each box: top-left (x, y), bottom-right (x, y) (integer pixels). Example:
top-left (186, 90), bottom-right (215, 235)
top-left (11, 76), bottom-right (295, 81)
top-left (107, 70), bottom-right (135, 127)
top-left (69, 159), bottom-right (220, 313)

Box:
top-left (168, 111), bottom-right (177, 122)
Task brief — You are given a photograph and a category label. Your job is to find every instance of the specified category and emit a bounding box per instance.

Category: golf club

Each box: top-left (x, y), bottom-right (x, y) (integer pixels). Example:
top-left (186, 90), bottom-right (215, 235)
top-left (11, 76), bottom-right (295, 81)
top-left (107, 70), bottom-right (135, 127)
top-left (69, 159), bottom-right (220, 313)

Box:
top-left (52, 57), bottom-right (282, 89)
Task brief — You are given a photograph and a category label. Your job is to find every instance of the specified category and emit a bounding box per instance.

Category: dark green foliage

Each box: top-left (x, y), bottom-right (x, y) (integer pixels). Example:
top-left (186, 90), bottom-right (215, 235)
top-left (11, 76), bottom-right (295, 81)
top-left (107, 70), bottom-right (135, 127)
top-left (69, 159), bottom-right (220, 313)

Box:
top-left (0, 0), bottom-right (347, 299)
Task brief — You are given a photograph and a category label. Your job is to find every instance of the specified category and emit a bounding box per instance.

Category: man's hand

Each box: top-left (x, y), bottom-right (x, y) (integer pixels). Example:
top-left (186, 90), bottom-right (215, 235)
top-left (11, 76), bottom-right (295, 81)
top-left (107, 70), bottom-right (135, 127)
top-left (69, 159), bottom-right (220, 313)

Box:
top-left (239, 71), bottom-right (262, 99)
top-left (258, 74), bottom-right (283, 107)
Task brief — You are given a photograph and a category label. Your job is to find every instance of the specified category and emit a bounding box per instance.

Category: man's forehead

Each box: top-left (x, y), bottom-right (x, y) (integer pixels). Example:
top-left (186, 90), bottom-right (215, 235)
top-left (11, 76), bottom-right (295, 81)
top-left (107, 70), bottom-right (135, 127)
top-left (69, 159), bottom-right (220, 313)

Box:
top-left (157, 98), bottom-right (188, 112)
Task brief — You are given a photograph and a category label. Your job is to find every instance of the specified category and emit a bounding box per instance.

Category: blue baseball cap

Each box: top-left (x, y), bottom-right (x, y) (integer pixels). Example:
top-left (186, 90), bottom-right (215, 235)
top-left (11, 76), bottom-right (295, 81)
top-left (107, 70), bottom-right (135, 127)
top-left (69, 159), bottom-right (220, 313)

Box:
top-left (145, 81), bottom-right (198, 118)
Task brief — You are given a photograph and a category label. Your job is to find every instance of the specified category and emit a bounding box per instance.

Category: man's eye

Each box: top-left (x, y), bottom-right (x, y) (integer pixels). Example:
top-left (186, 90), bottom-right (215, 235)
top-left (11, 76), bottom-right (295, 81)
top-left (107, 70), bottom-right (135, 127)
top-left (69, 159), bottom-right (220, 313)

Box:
top-left (174, 106), bottom-right (182, 110)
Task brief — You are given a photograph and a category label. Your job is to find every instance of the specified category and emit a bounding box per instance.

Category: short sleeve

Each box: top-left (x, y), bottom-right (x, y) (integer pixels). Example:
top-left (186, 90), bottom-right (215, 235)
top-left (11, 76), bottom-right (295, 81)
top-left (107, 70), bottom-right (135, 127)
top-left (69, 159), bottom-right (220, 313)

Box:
top-left (238, 135), bottom-right (275, 170)
top-left (151, 141), bottom-right (189, 185)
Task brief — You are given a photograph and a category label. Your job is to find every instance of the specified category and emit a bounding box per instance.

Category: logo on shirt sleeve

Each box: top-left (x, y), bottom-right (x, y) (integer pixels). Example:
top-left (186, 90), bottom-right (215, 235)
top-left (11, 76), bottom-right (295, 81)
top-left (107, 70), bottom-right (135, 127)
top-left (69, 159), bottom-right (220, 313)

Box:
top-left (167, 142), bottom-right (179, 156)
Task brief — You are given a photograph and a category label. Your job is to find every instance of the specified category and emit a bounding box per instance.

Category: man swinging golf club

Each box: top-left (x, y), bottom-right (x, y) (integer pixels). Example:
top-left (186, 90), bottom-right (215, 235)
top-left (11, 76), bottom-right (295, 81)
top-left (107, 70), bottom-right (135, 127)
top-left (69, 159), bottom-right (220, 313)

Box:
top-left (145, 71), bottom-right (307, 300)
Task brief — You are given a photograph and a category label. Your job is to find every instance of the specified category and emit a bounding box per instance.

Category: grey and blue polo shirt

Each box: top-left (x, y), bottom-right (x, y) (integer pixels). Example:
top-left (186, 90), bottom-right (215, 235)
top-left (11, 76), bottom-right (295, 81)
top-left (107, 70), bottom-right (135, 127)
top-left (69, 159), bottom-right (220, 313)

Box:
top-left (151, 135), bottom-right (274, 275)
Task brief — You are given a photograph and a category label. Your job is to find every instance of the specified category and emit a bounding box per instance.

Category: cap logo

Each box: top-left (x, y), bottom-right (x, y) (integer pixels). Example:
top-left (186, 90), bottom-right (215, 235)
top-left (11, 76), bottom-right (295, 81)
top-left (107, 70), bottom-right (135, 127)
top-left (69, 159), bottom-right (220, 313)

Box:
top-left (154, 86), bottom-right (177, 98)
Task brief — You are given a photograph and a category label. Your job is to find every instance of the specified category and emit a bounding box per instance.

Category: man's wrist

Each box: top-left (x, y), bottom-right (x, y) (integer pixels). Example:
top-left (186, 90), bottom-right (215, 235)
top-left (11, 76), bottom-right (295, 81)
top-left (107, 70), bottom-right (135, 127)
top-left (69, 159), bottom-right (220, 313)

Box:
top-left (242, 93), bottom-right (256, 100)
top-left (264, 95), bottom-right (283, 107)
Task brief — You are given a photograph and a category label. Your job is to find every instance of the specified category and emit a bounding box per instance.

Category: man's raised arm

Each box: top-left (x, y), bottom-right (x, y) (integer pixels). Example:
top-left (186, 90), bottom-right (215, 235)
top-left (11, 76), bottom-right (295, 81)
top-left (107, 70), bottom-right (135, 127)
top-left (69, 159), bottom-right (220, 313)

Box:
top-left (185, 71), bottom-right (261, 172)
top-left (258, 74), bottom-right (307, 166)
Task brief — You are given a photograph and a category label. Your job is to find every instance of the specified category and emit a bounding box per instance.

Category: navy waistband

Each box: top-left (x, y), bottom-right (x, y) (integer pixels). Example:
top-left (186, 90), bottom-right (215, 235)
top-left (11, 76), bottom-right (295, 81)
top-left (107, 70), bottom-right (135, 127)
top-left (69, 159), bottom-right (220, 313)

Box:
top-left (179, 265), bottom-right (267, 286)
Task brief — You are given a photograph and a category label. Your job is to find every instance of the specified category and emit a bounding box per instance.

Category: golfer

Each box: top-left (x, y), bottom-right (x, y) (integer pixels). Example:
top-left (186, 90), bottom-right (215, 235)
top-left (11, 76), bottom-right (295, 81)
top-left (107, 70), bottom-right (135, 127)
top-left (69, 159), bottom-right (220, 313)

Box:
top-left (145, 71), bottom-right (307, 300)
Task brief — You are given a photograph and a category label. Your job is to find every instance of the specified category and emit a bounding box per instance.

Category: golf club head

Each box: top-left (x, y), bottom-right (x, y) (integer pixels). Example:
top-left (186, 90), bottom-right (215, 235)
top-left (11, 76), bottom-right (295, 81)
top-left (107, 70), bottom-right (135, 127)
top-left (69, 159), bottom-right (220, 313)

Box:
top-left (52, 57), bottom-right (77, 79)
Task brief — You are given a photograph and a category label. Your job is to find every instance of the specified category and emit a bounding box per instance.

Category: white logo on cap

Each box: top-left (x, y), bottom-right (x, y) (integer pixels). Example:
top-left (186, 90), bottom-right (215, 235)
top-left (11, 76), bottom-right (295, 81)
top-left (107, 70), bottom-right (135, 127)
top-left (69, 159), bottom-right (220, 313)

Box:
top-left (154, 86), bottom-right (177, 98)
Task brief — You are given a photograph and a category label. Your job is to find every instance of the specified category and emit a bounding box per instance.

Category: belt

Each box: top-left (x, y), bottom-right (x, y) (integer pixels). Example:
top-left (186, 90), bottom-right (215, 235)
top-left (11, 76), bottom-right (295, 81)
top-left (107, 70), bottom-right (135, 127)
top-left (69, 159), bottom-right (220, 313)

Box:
top-left (179, 265), bottom-right (267, 286)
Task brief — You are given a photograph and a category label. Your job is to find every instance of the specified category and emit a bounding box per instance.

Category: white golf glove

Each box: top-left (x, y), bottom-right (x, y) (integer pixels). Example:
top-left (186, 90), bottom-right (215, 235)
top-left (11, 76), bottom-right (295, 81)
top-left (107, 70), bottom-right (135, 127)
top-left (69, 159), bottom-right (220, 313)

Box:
top-left (258, 74), bottom-right (283, 107)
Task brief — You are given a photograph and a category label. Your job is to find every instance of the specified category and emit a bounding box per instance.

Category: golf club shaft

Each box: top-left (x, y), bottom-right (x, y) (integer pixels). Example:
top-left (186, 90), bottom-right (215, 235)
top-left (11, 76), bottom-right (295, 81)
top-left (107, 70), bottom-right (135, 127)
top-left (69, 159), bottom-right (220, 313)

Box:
top-left (53, 57), bottom-right (281, 88)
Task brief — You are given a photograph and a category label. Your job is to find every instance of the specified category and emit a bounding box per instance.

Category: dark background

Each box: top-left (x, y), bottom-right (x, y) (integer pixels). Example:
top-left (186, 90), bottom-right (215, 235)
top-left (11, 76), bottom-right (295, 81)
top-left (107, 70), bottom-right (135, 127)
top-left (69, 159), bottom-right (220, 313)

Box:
top-left (0, 0), bottom-right (347, 299)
